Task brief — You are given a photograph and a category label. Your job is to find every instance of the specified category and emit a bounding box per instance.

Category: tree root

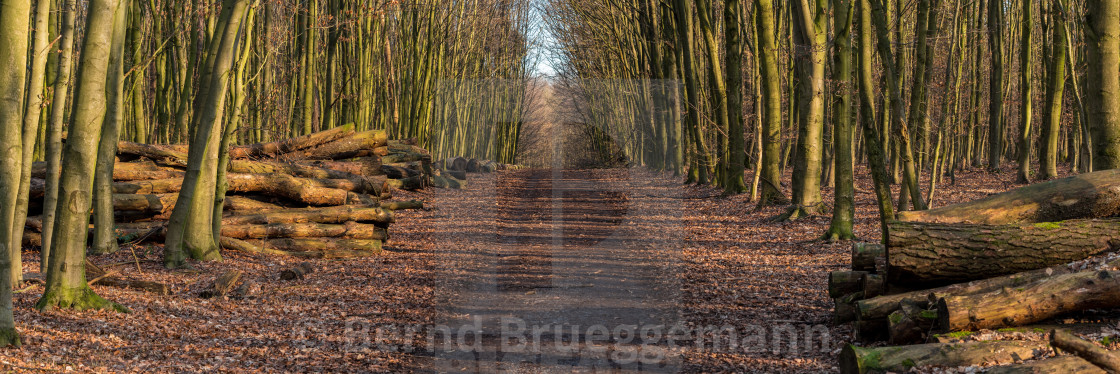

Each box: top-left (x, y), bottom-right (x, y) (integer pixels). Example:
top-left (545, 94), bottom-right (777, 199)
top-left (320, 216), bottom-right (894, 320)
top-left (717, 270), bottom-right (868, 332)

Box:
top-left (34, 285), bottom-right (129, 313)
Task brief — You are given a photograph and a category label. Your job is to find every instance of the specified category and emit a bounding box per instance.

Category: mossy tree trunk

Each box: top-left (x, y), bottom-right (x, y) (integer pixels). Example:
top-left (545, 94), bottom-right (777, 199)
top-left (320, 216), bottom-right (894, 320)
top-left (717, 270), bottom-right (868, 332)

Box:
top-left (41, 0), bottom-right (78, 272)
top-left (0, 0), bottom-right (34, 347)
top-left (163, 0), bottom-right (250, 268)
top-left (1040, 0), bottom-right (1068, 180)
top-left (35, 0), bottom-right (128, 313)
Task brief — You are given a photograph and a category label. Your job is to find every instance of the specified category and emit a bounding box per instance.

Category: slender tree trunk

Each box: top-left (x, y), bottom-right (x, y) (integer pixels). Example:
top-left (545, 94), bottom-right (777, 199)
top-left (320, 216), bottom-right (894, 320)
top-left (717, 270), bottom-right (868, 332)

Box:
top-left (1017, 0), bottom-right (1035, 182)
top-left (869, 0), bottom-right (924, 210)
top-left (41, 0), bottom-right (77, 274)
top-left (11, 0), bottom-right (54, 284)
top-left (673, 0), bottom-right (710, 184)
top-left (825, 0), bottom-right (855, 241)
top-left (1041, 0), bottom-right (1068, 180)
top-left (35, 0), bottom-right (127, 313)
top-left (987, 0), bottom-right (1006, 171)
top-left (783, 0), bottom-right (828, 220)
top-left (93, 0), bottom-right (130, 255)
top-left (0, 0), bottom-right (33, 347)
top-left (857, 0), bottom-right (896, 243)
top-left (723, 0), bottom-right (747, 194)
top-left (754, 0), bottom-right (787, 206)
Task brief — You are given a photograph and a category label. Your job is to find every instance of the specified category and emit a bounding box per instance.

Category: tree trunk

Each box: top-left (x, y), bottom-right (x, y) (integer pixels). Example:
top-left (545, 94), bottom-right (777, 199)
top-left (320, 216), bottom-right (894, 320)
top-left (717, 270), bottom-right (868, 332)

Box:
top-left (839, 341), bottom-right (1046, 374)
top-left (987, 0), bottom-right (1005, 172)
top-left (92, 0), bottom-right (129, 255)
top-left (1086, 0), bottom-right (1120, 170)
top-left (0, 0), bottom-right (33, 347)
top-left (937, 270), bottom-right (1120, 332)
top-left (825, 0), bottom-right (855, 240)
top-left (887, 219), bottom-right (1120, 284)
top-left (753, 0), bottom-right (787, 205)
top-left (1040, 0), bottom-right (1068, 180)
top-left (36, 0), bottom-right (128, 313)
top-left (163, 0), bottom-right (250, 268)
top-left (11, 0), bottom-right (54, 284)
top-left (41, 0), bottom-right (79, 274)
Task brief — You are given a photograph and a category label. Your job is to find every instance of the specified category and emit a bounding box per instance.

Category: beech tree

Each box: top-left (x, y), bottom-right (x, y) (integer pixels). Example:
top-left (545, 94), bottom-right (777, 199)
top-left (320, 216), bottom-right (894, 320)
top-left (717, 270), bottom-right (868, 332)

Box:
top-left (36, 0), bottom-right (127, 312)
top-left (0, 0), bottom-right (32, 346)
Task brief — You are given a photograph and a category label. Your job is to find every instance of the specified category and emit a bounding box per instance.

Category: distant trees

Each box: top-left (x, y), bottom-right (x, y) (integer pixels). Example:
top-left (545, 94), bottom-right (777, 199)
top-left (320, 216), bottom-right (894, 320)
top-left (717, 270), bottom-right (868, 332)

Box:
top-left (545, 0), bottom-right (1120, 239)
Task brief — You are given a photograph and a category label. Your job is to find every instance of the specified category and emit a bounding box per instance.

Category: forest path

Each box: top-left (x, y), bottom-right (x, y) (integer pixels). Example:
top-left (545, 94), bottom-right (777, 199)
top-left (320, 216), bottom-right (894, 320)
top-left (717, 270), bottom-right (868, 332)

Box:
top-left (413, 169), bottom-right (686, 373)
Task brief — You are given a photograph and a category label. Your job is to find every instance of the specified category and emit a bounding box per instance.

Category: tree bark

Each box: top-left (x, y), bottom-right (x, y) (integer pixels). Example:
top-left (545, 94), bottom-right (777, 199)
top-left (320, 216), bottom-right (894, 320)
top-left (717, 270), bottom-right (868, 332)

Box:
top-left (985, 355), bottom-right (1106, 374)
top-left (936, 270), bottom-right (1120, 332)
top-left (36, 0), bottom-right (128, 313)
top-left (887, 219), bottom-right (1120, 285)
top-left (896, 169), bottom-right (1120, 225)
top-left (1086, 0), bottom-right (1120, 170)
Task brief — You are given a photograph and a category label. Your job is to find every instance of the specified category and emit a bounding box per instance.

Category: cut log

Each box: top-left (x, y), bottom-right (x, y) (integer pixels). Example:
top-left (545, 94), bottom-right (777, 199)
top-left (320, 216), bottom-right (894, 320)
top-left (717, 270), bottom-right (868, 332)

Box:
top-left (278, 130), bottom-right (388, 160)
top-left (829, 271), bottom-right (869, 298)
top-left (221, 205), bottom-right (394, 225)
top-left (466, 159), bottom-right (481, 172)
top-left (861, 273), bottom-right (885, 298)
top-left (937, 270), bottom-right (1120, 332)
top-left (887, 299), bottom-right (938, 345)
top-left (222, 237), bottom-right (381, 259)
top-left (200, 270), bottom-right (243, 299)
top-left (297, 158), bottom-right (382, 177)
top-left (440, 169), bottom-right (467, 180)
top-left (280, 262), bottom-right (315, 281)
top-left (851, 242), bottom-right (884, 272)
top-left (445, 157), bottom-right (467, 172)
top-left (381, 200), bottom-right (424, 211)
top-left (225, 173), bottom-right (377, 206)
top-left (383, 149), bottom-right (432, 164)
top-left (114, 193), bottom-right (176, 214)
top-left (224, 196), bottom-right (286, 211)
top-left (220, 222), bottom-right (387, 240)
top-left (85, 260), bottom-right (170, 295)
top-left (387, 176), bottom-right (424, 191)
top-left (432, 175), bottom-right (467, 189)
top-left (897, 169), bottom-right (1120, 225)
top-left (839, 341), bottom-right (1047, 374)
top-left (834, 291), bottom-right (864, 324)
top-left (382, 164), bottom-right (422, 179)
top-left (856, 261), bottom-right (1092, 322)
top-left (1050, 329), bottom-right (1120, 373)
top-left (985, 356), bottom-right (1107, 374)
top-left (229, 160), bottom-right (388, 194)
top-left (116, 141), bottom-right (189, 167)
top-left (228, 124), bottom-right (356, 159)
top-left (887, 219), bottom-right (1120, 285)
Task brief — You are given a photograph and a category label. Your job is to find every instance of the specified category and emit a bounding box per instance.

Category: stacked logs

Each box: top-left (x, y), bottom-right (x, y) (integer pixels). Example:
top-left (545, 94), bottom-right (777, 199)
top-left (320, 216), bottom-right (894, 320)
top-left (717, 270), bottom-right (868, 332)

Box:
top-left (23, 126), bottom-right (428, 259)
top-left (434, 156), bottom-right (524, 189)
top-left (833, 169), bottom-right (1120, 373)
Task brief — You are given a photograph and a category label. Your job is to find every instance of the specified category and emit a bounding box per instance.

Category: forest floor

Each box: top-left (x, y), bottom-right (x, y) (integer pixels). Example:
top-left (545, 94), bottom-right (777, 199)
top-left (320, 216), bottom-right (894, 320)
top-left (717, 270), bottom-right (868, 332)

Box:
top-left (0, 164), bottom-right (1059, 373)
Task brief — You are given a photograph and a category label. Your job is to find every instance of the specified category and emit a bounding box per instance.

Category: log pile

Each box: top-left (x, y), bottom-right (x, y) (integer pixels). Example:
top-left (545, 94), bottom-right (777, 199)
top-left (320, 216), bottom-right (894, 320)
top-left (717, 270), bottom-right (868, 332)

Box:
top-left (24, 126), bottom-right (432, 260)
top-left (434, 156), bottom-right (523, 189)
top-left (833, 170), bottom-right (1120, 373)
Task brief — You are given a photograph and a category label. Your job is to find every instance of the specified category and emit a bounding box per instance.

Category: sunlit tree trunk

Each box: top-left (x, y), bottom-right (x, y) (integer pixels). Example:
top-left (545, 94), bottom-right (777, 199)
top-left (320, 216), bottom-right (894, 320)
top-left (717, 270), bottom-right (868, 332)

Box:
top-left (1040, 0), bottom-right (1068, 179)
top-left (754, 0), bottom-right (787, 206)
top-left (824, 0), bottom-right (855, 241)
top-left (11, 0), bottom-right (53, 284)
top-left (92, 0), bottom-right (130, 255)
top-left (0, 0), bottom-right (32, 347)
top-left (36, 0), bottom-right (127, 313)
top-left (41, 0), bottom-right (77, 273)
top-left (1086, 0), bottom-right (1120, 170)
top-left (987, 0), bottom-right (1006, 171)
top-left (163, 0), bottom-right (250, 268)
top-left (1017, 0), bottom-right (1034, 182)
